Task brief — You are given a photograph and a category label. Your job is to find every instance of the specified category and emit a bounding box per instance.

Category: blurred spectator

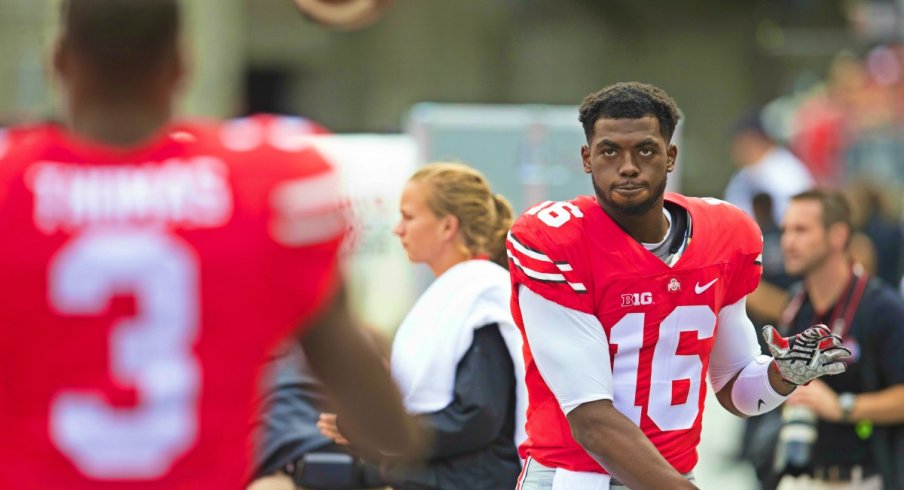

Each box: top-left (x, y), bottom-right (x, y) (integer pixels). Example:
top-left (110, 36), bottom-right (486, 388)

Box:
top-left (844, 42), bottom-right (904, 191)
top-left (845, 183), bottom-right (903, 288)
top-left (725, 110), bottom-right (814, 224)
top-left (753, 193), bottom-right (795, 292)
top-left (773, 190), bottom-right (904, 490)
top-left (728, 111), bottom-right (812, 330)
top-left (791, 52), bottom-right (866, 186)
top-left (319, 163), bottom-right (526, 490)
top-left (785, 43), bottom-right (904, 291)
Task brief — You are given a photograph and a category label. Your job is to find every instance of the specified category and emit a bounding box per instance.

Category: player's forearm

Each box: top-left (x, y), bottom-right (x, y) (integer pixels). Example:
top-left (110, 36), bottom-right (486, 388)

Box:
top-left (567, 401), bottom-right (696, 490)
top-left (715, 356), bottom-right (793, 417)
top-left (849, 385), bottom-right (904, 424)
top-left (709, 296), bottom-right (794, 417)
top-left (767, 360), bottom-right (797, 395)
top-left (307, 327), bottom-right (424, 459)
top-left (300, 288), bottom-right (426, 459)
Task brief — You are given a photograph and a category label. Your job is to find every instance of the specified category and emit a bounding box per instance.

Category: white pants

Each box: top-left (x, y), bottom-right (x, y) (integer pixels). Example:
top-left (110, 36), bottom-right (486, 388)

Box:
top-left (517, 456), bottom-right (696, 490)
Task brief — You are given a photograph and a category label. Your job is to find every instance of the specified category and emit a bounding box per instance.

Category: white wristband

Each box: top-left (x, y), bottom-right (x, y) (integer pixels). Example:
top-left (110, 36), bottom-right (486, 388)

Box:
top-left (730, 355), bottom-right (789, 417)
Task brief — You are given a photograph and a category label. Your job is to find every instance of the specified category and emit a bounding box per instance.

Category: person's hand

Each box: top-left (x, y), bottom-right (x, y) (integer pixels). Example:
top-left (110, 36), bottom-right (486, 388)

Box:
top-left (317, 412), bottom-right (350, 445)
top-left (786, 379), bottom-right (844, 422)
top-left (762, 324), bottom-right (850, 386)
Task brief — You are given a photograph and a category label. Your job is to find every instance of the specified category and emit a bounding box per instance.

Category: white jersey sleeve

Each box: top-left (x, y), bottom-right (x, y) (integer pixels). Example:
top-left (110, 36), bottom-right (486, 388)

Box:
top-left (708, 297), bottom-right (761, 393)
top-left (710, 297), bottom-right (790, 416)
top-left (518, 285), bottom-right (613, 414)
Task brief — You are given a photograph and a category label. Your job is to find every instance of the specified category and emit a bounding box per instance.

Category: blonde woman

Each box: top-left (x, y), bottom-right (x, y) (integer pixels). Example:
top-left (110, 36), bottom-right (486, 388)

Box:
top-left (320, 162), bottom-right (527, 490)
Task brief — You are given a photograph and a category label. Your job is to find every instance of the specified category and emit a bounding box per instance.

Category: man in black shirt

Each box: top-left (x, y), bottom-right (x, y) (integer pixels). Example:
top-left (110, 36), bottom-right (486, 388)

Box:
top-left (776, 189), bottom-right (904, 490)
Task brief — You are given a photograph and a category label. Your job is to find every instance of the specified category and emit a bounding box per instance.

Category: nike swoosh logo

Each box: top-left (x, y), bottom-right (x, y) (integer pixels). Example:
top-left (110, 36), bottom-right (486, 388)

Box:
top-left (758, 399), bottom-right (766, 411)
top-left (694, 278), bottom-right (718, 294)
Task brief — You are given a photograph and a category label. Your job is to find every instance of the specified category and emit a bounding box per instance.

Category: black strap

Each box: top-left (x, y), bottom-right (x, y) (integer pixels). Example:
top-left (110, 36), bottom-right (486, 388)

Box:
top-left (778, 267), bottom-right (868, 339)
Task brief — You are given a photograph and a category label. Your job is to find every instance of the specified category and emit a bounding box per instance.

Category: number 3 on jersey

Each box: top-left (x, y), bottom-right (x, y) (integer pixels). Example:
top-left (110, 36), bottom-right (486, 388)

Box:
top-left (49, 229), bottom-right (200, 479)
top-left (609, 306), bottom-right (716, 431)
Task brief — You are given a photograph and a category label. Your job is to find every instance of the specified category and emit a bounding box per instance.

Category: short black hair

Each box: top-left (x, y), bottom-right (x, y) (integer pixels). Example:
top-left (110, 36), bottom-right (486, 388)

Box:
top-left (60, 0), bottom-right (180, 82)
top-left (578, 82), bottom-right (681, 143)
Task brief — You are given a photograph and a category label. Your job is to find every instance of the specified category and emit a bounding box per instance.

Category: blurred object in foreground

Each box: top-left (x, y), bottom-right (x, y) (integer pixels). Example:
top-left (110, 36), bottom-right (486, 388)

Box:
top-left (291, 0), bottom-right (392, 30)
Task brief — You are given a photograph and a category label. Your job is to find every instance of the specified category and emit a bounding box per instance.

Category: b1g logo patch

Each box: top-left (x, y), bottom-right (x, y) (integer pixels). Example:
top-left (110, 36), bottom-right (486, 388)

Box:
top-left (621, 292), bottom-right (653, 307)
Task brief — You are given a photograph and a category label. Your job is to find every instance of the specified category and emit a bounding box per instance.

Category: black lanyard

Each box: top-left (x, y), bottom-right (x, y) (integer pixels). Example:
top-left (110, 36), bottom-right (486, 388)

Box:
top-left (779, 267), bottom-right (869, 340)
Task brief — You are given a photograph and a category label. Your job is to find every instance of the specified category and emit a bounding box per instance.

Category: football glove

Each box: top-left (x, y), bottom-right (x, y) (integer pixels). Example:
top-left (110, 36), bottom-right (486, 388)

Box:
top-left (762, 324), bottom-right (850, 386)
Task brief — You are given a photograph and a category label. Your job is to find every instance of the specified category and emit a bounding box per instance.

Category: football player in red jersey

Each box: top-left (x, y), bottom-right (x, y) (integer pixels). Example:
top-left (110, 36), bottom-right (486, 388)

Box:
top-left (508, 82), bottom-right (851, 490)
top-left (0, 1), bottom-right (419, 489)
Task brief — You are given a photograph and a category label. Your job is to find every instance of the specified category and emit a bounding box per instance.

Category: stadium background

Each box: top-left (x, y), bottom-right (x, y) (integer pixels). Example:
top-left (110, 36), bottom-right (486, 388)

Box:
top-left (2, 1), bottom-right (902, 488)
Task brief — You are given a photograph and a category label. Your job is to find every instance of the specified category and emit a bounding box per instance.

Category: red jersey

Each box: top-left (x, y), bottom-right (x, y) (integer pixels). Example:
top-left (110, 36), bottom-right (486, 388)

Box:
top-left (0, 115), bottom-right (345, 489)
top-left (507, 194), bottom-right (762, 474)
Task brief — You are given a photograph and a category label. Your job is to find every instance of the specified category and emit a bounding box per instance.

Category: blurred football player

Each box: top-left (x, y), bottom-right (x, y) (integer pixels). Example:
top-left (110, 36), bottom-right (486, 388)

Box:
top-left (508, 82), bottom-right (850, 490)
top-left (0, 1), bottom-right (419, 488)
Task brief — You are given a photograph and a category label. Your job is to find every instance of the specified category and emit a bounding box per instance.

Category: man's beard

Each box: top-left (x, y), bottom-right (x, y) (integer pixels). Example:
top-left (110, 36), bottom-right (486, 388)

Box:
top-left (592, 177), bottom-right (667, 217)
top-left (786, 247), bottom-right (830, 278)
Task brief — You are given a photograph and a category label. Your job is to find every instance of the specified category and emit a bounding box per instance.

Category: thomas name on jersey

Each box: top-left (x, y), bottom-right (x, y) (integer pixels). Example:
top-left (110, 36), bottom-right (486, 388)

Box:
top-left (27, 156), bottom-right (233, 234)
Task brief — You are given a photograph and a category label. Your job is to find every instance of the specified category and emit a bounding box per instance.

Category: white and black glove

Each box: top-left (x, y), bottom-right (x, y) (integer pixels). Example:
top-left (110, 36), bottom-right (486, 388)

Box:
top-left (762, 324), bottom-right (851, 386)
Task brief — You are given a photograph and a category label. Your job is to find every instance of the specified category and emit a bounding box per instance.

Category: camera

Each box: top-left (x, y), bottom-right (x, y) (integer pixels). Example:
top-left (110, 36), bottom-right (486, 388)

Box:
top-left (290, 452), bottom-right (386, 489)
top-left (773, 405), bottom-right (817, 476)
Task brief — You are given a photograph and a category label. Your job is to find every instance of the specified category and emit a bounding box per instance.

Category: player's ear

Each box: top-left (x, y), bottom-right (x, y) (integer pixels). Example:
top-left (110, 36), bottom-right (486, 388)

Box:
top-left (162, 42), bottom-right (187, 95)
top-left (581, 145), bottom-right (592, 174)
top-left (53, 38), bottom-right (69, 82)
top-left (172, 45), bottom-right (187, 87)
top-left (666, 144), bottom-right (678, 173)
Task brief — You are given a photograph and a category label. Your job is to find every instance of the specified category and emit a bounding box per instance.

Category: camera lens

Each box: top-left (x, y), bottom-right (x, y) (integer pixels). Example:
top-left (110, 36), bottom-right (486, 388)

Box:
top-left (774, 405), bottom-right (817, 476)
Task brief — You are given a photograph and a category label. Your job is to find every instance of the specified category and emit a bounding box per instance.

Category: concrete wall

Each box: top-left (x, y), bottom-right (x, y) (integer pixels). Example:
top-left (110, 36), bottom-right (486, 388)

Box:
top-left (244, 0), bottom-right (848, 195)
top-left (0, 0), bottom-right (243, 120)
top-left (0, 0), bottom-right (848, 196)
